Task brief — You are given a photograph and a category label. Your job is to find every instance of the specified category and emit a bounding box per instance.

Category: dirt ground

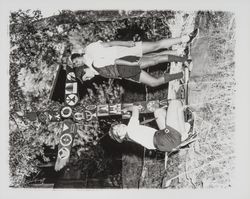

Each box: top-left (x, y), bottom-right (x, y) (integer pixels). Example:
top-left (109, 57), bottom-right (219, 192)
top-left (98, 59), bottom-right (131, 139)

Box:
top-left (122, 11), bottom-right (235, 189)
top-left (162, 12), bottom-right (235, 188)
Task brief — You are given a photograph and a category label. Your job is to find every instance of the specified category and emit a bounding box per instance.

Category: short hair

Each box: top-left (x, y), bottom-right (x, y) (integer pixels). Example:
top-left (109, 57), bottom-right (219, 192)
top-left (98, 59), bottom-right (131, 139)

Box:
top-left (71, 53), bottom-right (83, 61)
top-left (74, 65), bottom-right (86, 83)
top-left (108, 123), bottom-right (126, 143)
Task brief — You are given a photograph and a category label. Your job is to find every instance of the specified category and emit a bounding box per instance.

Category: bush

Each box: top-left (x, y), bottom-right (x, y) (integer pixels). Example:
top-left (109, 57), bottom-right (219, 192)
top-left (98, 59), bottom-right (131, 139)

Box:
top-left (9, 9), bottom-right (175, 187)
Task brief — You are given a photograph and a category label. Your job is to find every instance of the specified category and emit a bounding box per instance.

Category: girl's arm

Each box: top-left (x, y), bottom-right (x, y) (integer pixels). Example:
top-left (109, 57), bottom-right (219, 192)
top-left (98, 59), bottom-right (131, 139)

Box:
top-left (115, 58), bottom-right (139, 66)
top-left (131, 106), bottom-right (140, 120)
top-left (122, 105), bottom-right (140, 120)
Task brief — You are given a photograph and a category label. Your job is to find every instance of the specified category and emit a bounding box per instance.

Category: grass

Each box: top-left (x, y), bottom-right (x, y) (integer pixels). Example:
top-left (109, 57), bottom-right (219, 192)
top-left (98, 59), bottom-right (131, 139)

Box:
top-left (162, 11), bottom-right (235, 188)
top-left (121, 11), bottom-right (236, 189)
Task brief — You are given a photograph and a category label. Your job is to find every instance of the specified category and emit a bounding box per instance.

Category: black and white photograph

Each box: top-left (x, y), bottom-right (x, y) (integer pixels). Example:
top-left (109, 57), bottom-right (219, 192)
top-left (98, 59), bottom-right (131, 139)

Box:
top-left (1, 0), bottom-right (250, 197)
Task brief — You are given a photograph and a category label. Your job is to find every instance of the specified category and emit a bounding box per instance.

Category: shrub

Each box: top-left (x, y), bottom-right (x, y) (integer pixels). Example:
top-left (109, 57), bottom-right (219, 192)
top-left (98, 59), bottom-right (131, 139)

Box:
top-left (9, 9), bottom-right (174, 187)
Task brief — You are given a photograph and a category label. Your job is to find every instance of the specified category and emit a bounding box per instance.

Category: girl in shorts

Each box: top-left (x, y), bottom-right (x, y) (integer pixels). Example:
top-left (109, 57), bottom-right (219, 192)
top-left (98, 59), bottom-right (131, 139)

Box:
top-left (71, 29), bottom-right (198, 87)
top-left (108, 100), bottom-right (191, 152)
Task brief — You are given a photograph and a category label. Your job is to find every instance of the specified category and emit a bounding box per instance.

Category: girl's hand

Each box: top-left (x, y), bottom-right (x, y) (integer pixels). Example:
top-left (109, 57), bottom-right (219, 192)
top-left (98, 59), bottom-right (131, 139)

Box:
top-left (127, 41), bottom-right (136, 47)
top-left (122, 105), bottom-right (133, 113)
top-left (121, 107), bottom-right (130, 114)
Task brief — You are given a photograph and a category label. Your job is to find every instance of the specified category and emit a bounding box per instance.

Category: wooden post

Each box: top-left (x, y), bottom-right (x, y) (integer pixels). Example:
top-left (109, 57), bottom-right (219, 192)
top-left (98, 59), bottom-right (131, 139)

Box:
top-left (166, 62), bottom-right (183, 169)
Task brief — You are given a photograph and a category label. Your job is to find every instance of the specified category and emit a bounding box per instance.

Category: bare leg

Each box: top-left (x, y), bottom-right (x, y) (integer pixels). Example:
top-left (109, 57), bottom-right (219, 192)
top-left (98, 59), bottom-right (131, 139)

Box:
top-left (166, 100), bottom-right (189, 141)
top-left (144, 50), bottom-right (178, 57)
top-left (138, 70), bottom-right (183, 87)
top-left (154, 100), bottom-right (190, 139)
top-left (139, 54), bottom-right (187, 69)
top-left (154, 108), bottom-right (167, 130)
top-left (141, 37), bottom-right (183, 54)
top-left (138, 70), bottom-right (165, 87)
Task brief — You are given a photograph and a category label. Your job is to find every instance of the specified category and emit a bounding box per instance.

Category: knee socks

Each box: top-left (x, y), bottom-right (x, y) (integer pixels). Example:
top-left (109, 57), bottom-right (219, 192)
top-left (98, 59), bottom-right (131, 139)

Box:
top-left (167, 55), bottom-right (187, 63)
top-left (164, 72), bottom-right (183, 83)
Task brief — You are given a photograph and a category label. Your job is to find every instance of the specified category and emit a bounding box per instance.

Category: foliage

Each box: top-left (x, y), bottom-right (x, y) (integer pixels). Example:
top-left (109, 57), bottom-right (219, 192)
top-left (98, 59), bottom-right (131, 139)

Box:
top-left (9, 9), bottom-right (175, 187)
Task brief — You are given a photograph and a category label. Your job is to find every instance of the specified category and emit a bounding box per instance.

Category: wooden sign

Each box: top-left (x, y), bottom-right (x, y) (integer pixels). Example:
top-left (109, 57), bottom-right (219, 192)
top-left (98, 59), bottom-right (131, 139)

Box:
top-left (65, 66), bottom-right (79, 107)
top-left (22, 63), bottom-right (173, 172)
top-left (24, 99), bottom-right (170, 123)
top-left (55, 119), bottom-right (76, 171)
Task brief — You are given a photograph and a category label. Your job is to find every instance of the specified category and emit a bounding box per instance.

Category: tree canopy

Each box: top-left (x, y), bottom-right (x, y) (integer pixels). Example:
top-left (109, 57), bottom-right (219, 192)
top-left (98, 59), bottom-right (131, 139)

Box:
top-left (9, 9), bottom-right (174, 187)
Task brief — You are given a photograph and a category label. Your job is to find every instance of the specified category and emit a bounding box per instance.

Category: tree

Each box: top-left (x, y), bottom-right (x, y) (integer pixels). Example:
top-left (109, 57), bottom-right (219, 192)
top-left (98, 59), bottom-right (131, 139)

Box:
top-left (9, 9), bottom-right (174, 187)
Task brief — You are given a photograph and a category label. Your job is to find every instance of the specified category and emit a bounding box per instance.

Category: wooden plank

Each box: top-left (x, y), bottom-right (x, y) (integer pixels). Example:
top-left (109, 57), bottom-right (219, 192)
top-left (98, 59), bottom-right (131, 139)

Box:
top-left (165, 62), bottom-right (183, 169)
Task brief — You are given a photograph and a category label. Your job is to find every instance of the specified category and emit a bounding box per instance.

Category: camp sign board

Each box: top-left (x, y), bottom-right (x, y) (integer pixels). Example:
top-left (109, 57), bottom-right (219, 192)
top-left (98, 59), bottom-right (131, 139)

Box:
top-left (25, 99), bottom-right (169, 123)
top-left (23, 64), bottom-right (170, 171)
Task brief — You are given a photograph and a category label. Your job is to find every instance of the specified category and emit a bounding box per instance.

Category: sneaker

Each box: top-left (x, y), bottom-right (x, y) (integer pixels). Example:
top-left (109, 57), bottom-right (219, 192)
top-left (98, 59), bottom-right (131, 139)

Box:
top-left (182, 122), bottom-right (191, 141)
top-left (184, 59), bottom-right (192, 66)
top-left (176, 84), bottom-right (185, 99)
top-left (184, 107), bottom-right (194, 122)
top-left (184, 107), bottom-right (196, 137)
top-left (179, 67), bottom-right (189, 85)
top-left (187, 28), bottom-right (199, 44)
top-left (183, 58), bottom-right (193, 71)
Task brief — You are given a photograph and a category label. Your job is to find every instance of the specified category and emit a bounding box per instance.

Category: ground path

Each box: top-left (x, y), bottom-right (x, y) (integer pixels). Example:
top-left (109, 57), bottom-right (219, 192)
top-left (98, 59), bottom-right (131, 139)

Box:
top-left (162, 12), bottom-right (235, 188)
top-left (139, 11), bottom-right (197, 188)
top-left (138, 11), bottom-right (235, 188)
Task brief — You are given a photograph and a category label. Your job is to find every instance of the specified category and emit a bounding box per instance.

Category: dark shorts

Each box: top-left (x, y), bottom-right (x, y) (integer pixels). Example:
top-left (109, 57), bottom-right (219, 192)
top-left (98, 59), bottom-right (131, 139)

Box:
top-left (116, 56), bottom-right (141, 82)
top-left (93, 64), bottom-right (121, 79)
top-left (93, 56), bottom-right (142, 82)
top-left (153, 125), bottom-right (182, 152)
